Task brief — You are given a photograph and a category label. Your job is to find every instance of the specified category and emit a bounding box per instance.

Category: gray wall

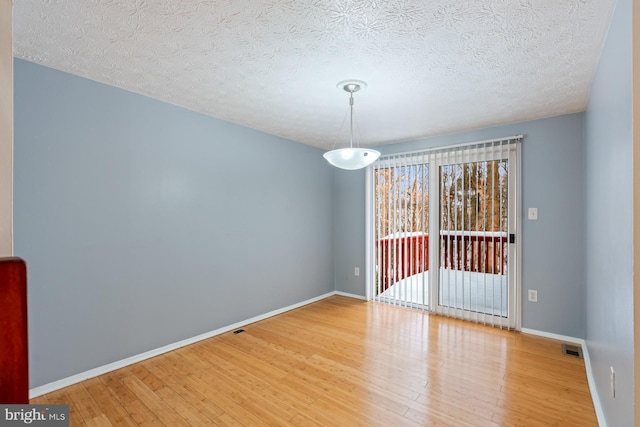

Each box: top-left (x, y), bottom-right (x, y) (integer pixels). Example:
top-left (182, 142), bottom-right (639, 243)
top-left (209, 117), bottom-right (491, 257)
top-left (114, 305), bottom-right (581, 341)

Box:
top-left (584, 0), bottom-right (634, 424)
top-left (333, 168), bottom-right (367, 296)
top-left (14, 59), bottom-right (334, 388)
top-left (334, 113), bottom-right (586, 338)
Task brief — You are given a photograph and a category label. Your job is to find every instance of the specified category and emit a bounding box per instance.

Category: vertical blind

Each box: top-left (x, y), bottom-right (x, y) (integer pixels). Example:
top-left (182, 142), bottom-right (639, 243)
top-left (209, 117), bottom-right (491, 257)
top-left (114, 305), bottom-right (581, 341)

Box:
top-left (372, 136), bottom-right (521, 328)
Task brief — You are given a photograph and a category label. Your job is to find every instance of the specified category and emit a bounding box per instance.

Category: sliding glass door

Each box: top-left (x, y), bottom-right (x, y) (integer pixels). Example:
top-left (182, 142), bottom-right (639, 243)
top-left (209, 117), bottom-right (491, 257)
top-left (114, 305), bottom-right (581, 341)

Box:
top-left (369, 139), bottom-right (520, 328)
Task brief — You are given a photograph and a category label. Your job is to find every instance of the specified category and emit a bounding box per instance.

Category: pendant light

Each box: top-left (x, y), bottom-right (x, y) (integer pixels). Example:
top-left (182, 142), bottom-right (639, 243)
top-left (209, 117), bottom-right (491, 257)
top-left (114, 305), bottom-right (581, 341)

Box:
top-left (323, 80), bottom-right (380, 170)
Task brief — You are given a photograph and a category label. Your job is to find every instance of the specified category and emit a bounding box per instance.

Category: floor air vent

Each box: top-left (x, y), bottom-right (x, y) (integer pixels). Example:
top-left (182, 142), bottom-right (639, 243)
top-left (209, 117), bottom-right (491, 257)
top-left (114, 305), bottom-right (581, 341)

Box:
top-left (562, 343), bottom-right (583, 359)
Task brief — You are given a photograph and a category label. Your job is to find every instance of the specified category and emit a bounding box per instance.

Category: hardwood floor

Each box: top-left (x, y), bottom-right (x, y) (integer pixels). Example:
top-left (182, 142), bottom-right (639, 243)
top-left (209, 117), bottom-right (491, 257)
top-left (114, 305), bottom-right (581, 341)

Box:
top-left (30, 296), bottom-right (597, 426)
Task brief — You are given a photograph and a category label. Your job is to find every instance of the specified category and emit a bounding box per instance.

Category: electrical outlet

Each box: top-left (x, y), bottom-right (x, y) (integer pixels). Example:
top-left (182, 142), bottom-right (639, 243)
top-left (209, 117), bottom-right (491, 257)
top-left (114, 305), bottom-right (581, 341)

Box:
top-left (610, 367), bottom-right (616, 398)
top-left (354, 267), bottom-right (360, 277)
top-left (528, 289), bottom-right (538, 302)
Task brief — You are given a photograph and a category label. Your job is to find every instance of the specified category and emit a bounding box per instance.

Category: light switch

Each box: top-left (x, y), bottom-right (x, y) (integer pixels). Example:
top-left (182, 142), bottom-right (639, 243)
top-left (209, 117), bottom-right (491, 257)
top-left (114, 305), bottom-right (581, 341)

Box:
top-left (528, 208), bottom-right (538, 220)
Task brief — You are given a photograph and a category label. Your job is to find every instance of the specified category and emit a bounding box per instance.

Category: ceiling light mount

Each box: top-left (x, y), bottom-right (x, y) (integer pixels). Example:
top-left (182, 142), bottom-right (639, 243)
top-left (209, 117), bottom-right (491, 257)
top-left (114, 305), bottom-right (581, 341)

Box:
top-left (336, 79), bottom-right (368, 94)
top-left (324, 80), bottom-right (380, 171)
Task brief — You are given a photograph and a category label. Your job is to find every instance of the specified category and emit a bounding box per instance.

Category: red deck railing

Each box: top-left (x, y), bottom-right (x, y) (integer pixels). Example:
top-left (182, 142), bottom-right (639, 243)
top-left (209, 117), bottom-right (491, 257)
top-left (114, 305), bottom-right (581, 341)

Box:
top-left (376, 233), bottom-right (428, 292)
top-left (376, 232), bottom-right (508, 291)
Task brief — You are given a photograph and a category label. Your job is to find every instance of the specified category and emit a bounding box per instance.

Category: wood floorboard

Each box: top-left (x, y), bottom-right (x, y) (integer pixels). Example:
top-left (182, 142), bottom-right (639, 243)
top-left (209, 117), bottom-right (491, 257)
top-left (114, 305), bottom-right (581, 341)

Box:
top-left (31, 296), bottom-right (598, 426)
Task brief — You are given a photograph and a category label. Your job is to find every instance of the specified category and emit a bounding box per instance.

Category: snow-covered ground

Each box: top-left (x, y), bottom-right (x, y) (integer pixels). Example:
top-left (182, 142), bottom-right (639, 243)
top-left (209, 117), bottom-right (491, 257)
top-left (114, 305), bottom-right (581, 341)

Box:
top-left (379, 268), bottom-right (508, 317)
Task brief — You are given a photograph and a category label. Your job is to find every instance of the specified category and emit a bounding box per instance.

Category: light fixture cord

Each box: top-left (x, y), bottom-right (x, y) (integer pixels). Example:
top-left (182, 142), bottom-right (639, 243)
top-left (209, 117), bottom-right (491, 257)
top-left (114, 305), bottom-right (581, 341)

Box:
top-left (349, 92), bottom-right (354, 149)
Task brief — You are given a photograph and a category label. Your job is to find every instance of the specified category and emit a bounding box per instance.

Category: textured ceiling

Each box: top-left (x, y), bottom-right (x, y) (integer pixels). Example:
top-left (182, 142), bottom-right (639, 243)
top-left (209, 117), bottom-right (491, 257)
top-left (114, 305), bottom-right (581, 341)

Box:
top-left (13, 1), bottom-right (616, 150)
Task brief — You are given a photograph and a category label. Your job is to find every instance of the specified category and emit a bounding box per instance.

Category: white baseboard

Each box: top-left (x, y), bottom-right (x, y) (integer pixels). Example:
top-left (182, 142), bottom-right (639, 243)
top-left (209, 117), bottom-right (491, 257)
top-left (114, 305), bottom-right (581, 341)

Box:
top-left (521, 328), bottom-right (583, 344)
top-left (522, 328), bottom-right (606, 427)
top-left (581, 341), bottom-right (606, 427)
top-left (29, 291), bottom-right (336, 399)
top-left (334, 291), bottom-right (367, 300)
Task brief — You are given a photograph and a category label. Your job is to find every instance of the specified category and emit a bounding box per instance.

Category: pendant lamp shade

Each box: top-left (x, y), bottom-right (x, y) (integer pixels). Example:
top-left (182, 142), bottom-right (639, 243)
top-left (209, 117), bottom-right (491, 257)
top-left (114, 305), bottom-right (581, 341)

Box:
top-left (323, 81), bottom-right (380, 170)
top-left (323, 147), bottom-right (380, 170)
